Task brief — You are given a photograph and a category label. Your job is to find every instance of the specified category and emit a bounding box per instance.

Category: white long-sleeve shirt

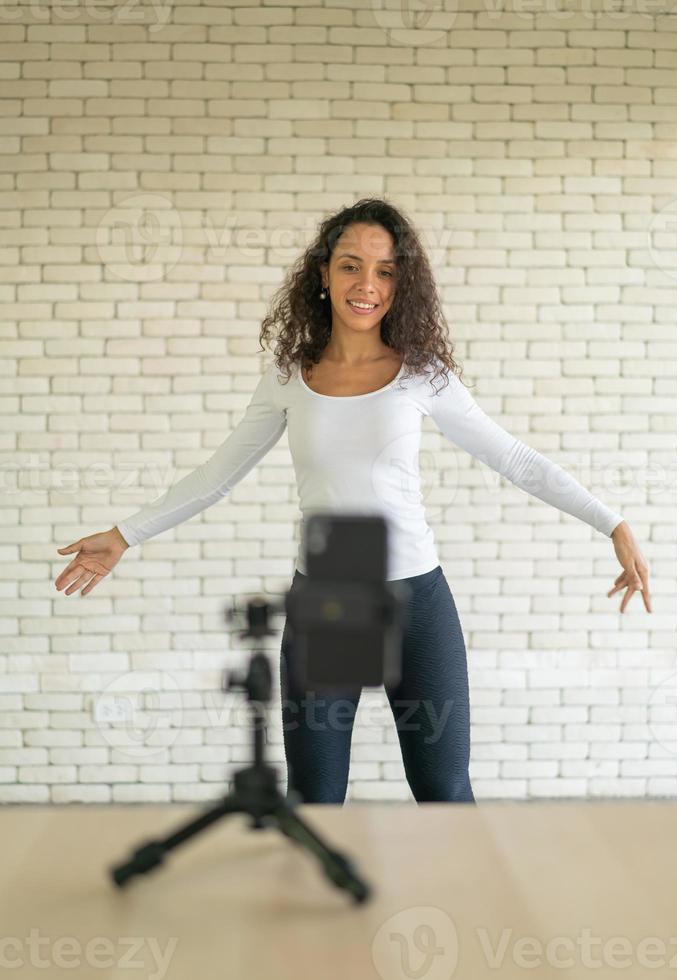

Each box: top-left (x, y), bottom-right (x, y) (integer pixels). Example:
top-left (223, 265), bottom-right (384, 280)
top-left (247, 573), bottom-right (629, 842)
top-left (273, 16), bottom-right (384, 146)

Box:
top-left (116, 357), bottom-right (624, 580)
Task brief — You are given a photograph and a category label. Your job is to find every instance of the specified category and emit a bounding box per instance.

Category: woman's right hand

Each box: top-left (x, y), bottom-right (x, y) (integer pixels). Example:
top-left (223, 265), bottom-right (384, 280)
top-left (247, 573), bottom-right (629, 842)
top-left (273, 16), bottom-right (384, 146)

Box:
top-left (54, 526), bottom-right (130, 597)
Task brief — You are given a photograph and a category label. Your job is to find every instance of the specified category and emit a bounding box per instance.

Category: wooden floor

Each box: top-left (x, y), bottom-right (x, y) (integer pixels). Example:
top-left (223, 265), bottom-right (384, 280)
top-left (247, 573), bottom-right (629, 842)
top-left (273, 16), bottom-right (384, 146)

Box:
top-left (2, 799), bottom-right (676, 979)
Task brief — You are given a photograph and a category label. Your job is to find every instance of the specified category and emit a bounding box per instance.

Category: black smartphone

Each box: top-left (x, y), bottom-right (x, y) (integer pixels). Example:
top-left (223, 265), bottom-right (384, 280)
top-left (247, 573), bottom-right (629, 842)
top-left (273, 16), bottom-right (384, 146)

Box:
top-left (285, 513), bottom-right (410, 693)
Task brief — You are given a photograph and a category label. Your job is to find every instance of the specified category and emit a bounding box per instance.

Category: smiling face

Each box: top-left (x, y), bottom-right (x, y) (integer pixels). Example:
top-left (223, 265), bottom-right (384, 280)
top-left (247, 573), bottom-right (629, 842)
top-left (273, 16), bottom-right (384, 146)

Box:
top-left (319, 222), bottom-right (397, 345)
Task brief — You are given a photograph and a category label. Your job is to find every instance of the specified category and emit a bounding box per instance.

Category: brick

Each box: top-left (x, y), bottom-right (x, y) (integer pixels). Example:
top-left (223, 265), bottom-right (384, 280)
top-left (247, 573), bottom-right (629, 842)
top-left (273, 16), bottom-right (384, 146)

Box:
top-left (1, 22), bottom-right (672, 806)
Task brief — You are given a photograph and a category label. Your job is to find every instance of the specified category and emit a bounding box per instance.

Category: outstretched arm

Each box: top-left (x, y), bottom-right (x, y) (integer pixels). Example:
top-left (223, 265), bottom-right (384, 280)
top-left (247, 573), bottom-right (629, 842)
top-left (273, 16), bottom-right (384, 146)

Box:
top-left (429, 371), bottom-right (651, 613)
top-left (116, 365), bottom-right (286, 547)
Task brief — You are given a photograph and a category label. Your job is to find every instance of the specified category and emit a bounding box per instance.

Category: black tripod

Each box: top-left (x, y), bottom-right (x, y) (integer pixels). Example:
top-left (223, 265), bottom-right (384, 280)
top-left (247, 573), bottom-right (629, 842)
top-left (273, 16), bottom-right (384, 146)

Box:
top-left (109, 598), bottom-right (372, 904)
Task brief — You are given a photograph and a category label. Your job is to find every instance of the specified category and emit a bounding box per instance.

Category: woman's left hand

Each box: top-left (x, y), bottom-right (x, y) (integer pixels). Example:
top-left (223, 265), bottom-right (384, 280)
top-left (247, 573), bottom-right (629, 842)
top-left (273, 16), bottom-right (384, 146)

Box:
top-left (608, 521), bottom-right (652, 614)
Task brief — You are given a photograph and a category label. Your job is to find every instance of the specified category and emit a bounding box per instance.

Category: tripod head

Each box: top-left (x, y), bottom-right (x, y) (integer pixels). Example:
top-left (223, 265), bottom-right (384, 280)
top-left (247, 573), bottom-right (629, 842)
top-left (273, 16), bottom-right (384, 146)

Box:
top-left (223, 595), bottom-right (285, 707)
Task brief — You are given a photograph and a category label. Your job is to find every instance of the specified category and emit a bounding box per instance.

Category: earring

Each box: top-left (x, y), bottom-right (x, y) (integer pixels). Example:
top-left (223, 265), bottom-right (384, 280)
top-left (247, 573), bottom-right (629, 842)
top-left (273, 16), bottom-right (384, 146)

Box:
top-left (320, 287), bottom-right (327, 299)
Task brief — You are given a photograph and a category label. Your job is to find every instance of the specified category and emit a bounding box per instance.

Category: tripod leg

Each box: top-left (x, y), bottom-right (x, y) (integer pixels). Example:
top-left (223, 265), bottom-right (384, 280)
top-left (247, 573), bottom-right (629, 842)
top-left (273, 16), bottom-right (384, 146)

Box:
top-left (110, 795), bottom-right (243, 887)
top-left (273, 798), bottom-right (372, 904)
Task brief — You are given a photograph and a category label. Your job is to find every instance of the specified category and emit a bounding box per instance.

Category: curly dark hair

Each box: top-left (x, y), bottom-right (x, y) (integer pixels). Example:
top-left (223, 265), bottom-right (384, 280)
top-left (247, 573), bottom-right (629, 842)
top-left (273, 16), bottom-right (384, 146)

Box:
top-left (258, 196), bottom-right (473, 395)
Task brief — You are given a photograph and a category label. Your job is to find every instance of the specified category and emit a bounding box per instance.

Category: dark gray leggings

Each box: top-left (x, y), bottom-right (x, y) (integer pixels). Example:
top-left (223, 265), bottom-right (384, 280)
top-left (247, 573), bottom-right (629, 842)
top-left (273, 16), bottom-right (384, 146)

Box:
top-left (279, 564), bottom-right (475, 805)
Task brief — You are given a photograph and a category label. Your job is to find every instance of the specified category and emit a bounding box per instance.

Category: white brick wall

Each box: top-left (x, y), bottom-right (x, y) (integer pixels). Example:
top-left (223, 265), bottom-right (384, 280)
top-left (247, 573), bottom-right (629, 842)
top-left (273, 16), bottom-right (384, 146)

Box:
top-left (2, 4), bottom-right (675, 804)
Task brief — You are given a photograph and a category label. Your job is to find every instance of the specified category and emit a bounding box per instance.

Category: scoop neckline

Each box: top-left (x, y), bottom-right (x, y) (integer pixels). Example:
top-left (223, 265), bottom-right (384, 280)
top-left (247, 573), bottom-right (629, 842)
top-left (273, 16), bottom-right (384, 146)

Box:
top-left (298, 358), bottom-right (406, 400)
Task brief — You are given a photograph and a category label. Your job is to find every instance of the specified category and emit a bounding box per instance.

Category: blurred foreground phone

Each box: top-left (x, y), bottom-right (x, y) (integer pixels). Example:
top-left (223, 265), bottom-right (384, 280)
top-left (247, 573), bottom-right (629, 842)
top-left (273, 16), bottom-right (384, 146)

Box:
top-left (284, 513), bottom-right (412, 695)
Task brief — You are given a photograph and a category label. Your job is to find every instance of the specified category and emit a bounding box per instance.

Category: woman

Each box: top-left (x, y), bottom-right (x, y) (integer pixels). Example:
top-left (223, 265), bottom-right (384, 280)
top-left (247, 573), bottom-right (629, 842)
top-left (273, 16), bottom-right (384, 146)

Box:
top-left (55, 197), bottom-right (652, 806)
